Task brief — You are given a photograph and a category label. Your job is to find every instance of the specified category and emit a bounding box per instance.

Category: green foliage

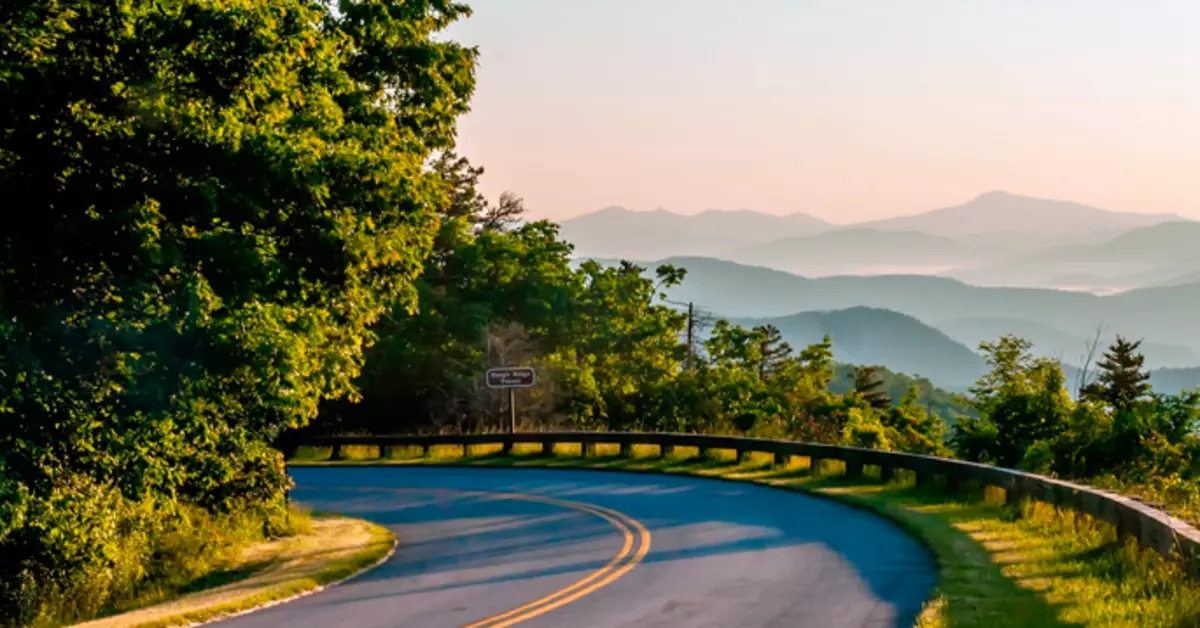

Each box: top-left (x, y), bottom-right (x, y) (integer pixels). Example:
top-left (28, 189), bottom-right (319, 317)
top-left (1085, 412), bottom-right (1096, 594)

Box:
top-left (843, 407), bottom-right (892, 450)
top-left (850, 365), bottom-right (892, 410)
top-left (1081, 335), bottom-right (1154, 412)
top-left (950, 333), bottom-right (1200, 519)
top-left (953, 335), bottom-right (1073, 467)
top-left (829, 363), bottom-right (970, 420)
top-left (0, 0), bottom-right (475, 623)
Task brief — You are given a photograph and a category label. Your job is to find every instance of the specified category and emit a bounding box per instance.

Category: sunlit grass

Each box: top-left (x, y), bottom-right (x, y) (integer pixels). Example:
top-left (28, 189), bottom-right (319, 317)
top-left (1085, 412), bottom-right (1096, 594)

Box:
top-left (292, 442), bottom-right (1200, 627)
top-left (73, 517), bottom-right (395, 628)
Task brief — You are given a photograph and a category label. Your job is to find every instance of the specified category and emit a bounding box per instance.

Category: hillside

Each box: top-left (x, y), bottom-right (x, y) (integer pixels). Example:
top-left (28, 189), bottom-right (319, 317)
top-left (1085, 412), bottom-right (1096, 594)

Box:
top-left (933, 317), bottom-right (1200, 369)
top-left (951, 221), bottom-right (1200, 288)
top-left (1153, 270), bottom-right (1200, 288)
top-left (557, 206), bottom-right (830, 259)
top-left (1150, 368), bottom-right (1200, 394)
top-left (721, 306), bottom-right (1195, 396)
top-left (621, 256), bottom-right (1200, 352)
top-left (733, 307), bottom-right (989, 390)
top-left (732, 228), bottom-right (965, 274)
top-left (828, 363), bottom-right (974, 420)
top-left (856, 190), bottom-right (1184, 237)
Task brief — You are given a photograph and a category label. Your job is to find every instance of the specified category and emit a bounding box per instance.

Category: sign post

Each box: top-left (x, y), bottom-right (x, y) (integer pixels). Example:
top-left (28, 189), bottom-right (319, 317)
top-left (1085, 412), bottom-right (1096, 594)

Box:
top-left (485, 367), bottom-right (536, 433)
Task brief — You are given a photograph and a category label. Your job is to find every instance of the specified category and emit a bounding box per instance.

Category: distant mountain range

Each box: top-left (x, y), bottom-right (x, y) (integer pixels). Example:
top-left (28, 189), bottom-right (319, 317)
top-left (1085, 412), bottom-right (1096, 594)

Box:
top-left (733, 307), bottom-right (988, 389)
top-left (721, 306), bottom-right (1200, 395)
top-left (557, 206), bottom-right (830, 260)
top-left (851, 191), bottom-right (1184, 237)
top-left (934, 317), bottom-right (1200, 369)
top-left (559, 191), bottom-right (1196, 290)
top-left (950, 221), bottom-right (1200, 288)
top-left (731, 229), bottom-right (965, 275)
top-left (562, 192), bottom-right (1198, 393)
top-left (588, 256), bottom-right (1200, 359)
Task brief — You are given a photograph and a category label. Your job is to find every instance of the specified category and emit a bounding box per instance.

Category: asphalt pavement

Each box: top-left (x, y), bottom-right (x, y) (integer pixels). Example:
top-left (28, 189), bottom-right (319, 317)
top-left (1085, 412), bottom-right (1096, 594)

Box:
top-left (212, 466), bottom-right (936, 628)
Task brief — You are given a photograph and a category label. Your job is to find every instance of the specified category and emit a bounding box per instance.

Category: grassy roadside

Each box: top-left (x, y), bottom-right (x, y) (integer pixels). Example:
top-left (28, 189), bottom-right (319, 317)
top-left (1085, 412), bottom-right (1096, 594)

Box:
top-left (70, 516), bottom-right (396, 628)
top-left (291, 443), bottom-right (1200, 628)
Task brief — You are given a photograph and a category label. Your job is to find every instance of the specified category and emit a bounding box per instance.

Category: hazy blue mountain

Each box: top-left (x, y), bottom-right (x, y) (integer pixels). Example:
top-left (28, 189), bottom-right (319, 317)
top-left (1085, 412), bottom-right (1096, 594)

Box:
top-left (733, 307), bottom-right (989, 389)
top-left (617, 256), bottom-right (1200, 352)
top-left (1152, 270), bottom-right (1200, 288)
top-left (1150, 368), bottom-right (1200, 395)
top-left (855, 190), bottom-right (1185, 237)
top-left (719, 306), bottom-right (1195, 395)
top-left (933, 317), bottom-right (1200, 370)
top-left (731, 228), bottom-right (965, 274)
top-left (828, 364), bottom-right (975, 419)
top-left (954, 228), bottom-right (1139, 258)
top-left (557, 206), bottom-right (830, 259)
top-left (951, 221), bottom-right (1200, 288)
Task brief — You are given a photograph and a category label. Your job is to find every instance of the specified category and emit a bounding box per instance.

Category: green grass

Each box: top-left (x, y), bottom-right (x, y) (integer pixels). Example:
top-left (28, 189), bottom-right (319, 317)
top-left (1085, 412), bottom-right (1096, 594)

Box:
top-left (73, 517), bottom-right (396, 628)
top-left (291, 443), bottom-right (1200, 627)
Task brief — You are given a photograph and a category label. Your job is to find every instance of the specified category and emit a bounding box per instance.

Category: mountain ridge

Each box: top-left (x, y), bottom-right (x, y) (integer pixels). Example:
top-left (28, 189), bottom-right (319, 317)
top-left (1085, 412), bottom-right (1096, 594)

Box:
top-left (584, 256), bottom-right (1200, 352)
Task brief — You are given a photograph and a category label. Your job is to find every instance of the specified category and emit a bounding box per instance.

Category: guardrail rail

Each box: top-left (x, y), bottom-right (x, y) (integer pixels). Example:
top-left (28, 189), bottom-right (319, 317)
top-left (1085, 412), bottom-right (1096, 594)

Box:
top-left (281, 430), bottom-right (1200, 578)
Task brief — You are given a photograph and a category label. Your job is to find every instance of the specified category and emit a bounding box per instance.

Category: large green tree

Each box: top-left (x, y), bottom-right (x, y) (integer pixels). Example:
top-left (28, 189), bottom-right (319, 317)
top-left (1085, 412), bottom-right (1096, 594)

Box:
top-left (0, 0), bottom-right (476, 620)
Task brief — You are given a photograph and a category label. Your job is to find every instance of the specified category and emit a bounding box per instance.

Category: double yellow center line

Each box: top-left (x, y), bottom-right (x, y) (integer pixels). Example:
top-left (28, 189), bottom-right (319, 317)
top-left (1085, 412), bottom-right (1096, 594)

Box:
top-left (460, 491), bottom-right (652, 628)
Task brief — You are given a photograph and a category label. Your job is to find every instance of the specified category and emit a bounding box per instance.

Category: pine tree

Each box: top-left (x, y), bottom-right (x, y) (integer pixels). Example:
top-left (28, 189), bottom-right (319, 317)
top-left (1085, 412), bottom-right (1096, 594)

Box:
top-left (852, 365), bottom-right (892, 410)
top-left (1081, 335), bottom-right (1152, 411)
top-left (753, 324), bottom-right (792, 380)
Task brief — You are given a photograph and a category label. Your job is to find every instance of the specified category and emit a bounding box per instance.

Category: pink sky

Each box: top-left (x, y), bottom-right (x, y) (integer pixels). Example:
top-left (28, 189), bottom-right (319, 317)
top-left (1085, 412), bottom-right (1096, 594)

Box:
top-left (442, 1), bottom-right (1200, 223)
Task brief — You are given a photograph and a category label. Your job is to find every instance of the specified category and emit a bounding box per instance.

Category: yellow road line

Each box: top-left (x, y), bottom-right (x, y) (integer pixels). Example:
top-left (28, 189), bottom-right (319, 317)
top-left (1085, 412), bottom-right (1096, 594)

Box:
top-left (473, 501), bottom-right (651, 628)
top-left (330, 486), bottom-right (652, 627)
top-left (461, 495), bottom-right (651, 628)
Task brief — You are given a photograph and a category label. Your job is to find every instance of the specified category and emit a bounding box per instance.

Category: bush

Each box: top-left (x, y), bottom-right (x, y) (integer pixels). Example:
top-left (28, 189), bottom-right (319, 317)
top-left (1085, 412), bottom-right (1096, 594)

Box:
top-left (1018, 439), bottom-right (1056, 475)
top-left (0, 470), bottom-right (308, 627)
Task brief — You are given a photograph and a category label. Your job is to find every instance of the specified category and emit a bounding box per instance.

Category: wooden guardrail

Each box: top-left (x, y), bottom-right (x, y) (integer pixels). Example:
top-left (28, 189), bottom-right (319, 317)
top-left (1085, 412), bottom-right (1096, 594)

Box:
top-left (282, 431), bottom-right (1200, 578)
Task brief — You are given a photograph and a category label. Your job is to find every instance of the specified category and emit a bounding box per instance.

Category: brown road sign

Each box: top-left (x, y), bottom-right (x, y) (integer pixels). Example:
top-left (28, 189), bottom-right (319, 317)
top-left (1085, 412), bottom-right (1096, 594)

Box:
top-left (486, 367), bottom-right (536, 388)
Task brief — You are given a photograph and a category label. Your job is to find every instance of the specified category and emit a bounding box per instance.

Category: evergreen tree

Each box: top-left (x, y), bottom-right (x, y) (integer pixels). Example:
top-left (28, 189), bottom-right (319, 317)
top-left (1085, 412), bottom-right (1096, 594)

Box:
top-left (1082, 335), bottom-right (1153, 411)
top-left (851, 365), bottom-right (892, 410)
top-left (754, 324), bottom-right (792, 380)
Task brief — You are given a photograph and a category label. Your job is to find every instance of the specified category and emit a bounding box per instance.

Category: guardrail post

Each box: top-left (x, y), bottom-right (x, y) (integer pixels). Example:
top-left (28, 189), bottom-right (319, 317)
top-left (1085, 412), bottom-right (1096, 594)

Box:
top-left (1117, 507), bottom-right (1143, 542)
top-left (660, 444), bottom-right (674, 458)
top-left (735, 449), bottom-right (746, 462)
top-left (620, 441), bottom-right (633, 457)
top-left (944, 473), bottom-right (960, 494)
top-left (380, 445), bottom-right (392, 459)
top-left (915, 470), bottom-right (933, 488)
top-left (774, 452), bottom-right (788, 466)
top-left (420, 444), bottom-right (430, 458)
top-left (844, 452), bottom-right (863, 479)
top-left (584, 442), bottom-right (596, 457)
top-left (502, 440), bottom-right (514, 455)
top-left (880, 465), bottom-right (895, 483)
top-left (329, 443), bottom-right (344, 461)
top-left (810, 457), bottom-right (824, 476)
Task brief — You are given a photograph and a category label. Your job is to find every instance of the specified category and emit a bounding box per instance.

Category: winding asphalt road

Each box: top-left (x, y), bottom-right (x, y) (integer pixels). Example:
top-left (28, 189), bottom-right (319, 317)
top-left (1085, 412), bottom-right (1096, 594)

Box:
top-left (214, 466), bottom-right (936, 627)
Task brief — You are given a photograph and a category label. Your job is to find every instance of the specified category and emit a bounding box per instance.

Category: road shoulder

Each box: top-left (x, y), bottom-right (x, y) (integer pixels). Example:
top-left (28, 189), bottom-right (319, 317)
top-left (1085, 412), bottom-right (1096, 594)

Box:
top-left (71, 516), bottom-right (396, 628)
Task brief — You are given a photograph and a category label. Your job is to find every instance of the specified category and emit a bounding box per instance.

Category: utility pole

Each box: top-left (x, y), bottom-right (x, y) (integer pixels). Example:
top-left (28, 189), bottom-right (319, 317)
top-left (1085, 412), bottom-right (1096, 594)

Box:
top-left (686, 302), bottom-right (695, 368)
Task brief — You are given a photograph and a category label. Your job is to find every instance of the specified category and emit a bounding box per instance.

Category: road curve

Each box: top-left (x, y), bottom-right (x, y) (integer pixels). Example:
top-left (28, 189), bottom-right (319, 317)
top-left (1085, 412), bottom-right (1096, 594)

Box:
top-left (213, 466), bottom-right (936, 628)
